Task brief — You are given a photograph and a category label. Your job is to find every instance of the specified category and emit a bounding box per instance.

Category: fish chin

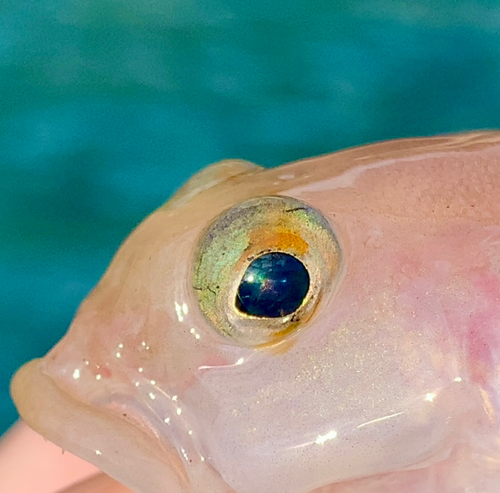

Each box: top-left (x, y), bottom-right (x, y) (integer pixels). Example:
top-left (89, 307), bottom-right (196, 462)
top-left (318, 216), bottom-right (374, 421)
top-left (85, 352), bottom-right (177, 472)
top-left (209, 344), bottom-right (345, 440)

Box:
top-left (10, 359), bottom-right (194, 493)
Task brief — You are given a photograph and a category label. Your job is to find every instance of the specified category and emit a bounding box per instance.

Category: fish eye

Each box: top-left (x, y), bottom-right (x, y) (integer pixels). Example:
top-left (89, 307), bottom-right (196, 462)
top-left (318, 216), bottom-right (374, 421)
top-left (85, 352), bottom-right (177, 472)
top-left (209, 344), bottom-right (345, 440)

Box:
top-left (193, 196), bottom-right (341, 347)
top-left (235, 252), bottom-right (310, 318)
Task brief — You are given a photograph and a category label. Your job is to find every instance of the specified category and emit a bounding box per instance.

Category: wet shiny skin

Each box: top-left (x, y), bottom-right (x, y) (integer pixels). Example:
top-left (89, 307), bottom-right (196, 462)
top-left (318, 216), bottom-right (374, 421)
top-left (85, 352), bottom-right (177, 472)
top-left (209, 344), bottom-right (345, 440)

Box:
top-left (11, 132), bottom-right (500, 492)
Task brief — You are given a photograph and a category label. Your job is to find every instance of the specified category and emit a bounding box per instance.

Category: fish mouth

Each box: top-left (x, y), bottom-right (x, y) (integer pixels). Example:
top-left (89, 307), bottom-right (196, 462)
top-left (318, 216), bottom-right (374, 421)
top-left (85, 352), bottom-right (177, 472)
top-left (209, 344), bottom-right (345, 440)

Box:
top-left (10, 359), bottom-right (191, 493)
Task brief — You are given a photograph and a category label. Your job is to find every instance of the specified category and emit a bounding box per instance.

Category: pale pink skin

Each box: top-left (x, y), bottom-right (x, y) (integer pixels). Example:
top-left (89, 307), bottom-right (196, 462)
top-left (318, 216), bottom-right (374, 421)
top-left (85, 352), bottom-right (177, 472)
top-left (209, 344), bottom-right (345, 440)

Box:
top-left (11, 132), bottom-right (500, 493)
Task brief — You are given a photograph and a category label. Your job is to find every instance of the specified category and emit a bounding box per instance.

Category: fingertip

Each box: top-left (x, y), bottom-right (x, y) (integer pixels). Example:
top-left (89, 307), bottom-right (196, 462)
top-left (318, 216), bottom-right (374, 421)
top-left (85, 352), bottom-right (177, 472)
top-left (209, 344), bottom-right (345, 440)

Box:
top-left (0, 420), bottom-right (98, 493)
top-left (57, 473), bottom-right (133, 493)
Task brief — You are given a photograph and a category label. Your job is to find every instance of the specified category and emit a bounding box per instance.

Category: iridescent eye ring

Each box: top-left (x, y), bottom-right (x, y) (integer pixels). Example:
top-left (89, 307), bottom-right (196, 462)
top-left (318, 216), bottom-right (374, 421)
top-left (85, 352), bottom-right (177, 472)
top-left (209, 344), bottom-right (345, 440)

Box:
top-left (193, 196), bottom-right (341, 347)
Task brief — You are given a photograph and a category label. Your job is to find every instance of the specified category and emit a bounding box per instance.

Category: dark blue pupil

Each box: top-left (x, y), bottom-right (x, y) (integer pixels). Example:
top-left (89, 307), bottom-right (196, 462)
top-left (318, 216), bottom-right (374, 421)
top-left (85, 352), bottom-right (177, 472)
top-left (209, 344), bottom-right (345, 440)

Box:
top-left (236, 253), bottom-right (310, 318)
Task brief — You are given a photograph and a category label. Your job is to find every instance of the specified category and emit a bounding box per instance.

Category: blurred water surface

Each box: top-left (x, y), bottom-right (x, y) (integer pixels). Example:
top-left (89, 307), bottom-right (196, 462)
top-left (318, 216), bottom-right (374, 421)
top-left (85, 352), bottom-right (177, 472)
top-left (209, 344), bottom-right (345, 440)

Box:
top-left (2, 0), bottom-right (500, 433)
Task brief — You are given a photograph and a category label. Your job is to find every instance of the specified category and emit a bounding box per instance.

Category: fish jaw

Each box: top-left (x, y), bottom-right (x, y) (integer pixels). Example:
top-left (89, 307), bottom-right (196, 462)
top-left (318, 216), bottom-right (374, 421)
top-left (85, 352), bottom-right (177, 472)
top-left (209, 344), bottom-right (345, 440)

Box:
top-left (11, 359), bottom-right (190, 493)
top-left (12, 355), bottom-right (237, 493)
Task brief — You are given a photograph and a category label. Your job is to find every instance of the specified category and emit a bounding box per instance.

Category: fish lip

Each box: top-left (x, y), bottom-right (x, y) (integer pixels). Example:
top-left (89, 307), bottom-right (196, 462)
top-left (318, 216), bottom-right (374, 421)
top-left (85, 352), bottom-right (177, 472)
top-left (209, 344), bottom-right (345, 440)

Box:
top-left (11, 359), bottom-right (190, 493)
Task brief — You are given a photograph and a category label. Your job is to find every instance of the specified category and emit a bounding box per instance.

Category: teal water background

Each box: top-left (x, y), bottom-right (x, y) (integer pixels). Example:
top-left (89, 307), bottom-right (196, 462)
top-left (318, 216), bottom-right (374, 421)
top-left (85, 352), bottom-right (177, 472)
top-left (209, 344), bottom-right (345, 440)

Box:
top-left (2, 1), bottom-right (500, 435)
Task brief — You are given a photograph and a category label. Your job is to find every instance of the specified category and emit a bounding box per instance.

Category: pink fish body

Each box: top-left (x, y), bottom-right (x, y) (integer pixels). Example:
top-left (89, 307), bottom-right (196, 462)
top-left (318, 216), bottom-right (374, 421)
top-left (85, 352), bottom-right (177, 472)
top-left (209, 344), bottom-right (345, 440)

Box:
top-left (11, 132), bottom-right (500, 492)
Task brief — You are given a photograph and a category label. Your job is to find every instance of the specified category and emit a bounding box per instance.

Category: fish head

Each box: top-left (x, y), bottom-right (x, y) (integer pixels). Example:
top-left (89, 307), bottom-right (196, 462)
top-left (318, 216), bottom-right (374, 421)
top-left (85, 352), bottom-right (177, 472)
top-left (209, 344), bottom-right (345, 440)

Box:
top-left (11, 132), bottom-right (500, 492)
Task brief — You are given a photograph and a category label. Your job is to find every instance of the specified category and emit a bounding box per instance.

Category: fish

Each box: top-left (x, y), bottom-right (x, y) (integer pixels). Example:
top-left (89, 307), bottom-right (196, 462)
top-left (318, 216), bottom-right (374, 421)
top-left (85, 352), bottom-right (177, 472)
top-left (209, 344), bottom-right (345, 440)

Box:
top-left (10, 131), bottom-right (500, 493)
